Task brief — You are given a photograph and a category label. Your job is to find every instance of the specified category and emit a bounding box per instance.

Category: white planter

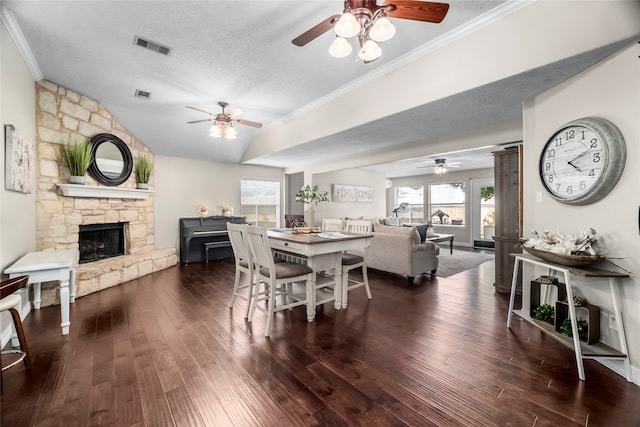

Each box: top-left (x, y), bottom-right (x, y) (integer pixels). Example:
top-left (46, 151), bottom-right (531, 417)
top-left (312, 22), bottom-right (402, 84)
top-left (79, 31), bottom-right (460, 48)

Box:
top-left (137, 182), bottom-right (149, 190)
top-left (69, 175), bottom-right (85, 185)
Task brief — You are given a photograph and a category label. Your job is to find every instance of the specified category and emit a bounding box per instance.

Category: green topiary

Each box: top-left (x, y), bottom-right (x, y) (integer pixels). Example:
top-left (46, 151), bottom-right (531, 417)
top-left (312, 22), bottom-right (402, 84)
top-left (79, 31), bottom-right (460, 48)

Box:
top-left (532, 304), bottom-right (554, 323)
top-left (135, 154), bottom-right (153, 184)
top-left (61, 138), bottom-right (92, 176)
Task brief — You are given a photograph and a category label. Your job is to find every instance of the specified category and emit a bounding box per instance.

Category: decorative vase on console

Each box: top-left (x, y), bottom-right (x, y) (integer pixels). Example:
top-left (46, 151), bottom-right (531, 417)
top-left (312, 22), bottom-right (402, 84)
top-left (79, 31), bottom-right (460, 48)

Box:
top-left (295, 184), bottom-right (329, 227)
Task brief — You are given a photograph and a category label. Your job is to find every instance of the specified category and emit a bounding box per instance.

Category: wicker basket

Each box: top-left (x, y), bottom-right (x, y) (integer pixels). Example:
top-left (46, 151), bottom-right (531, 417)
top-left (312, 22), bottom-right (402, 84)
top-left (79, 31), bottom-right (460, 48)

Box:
top-left (523, 246), bottom-right (602, 267)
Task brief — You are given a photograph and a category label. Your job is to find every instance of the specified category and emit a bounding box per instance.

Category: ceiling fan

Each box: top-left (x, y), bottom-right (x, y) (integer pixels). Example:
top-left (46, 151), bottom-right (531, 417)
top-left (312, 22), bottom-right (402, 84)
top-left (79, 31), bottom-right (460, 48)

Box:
top-left (417, 158), bottom-right (461, 174)
top-left (186, 102), bottom-right (262, 139)
top-left (292, 0), bottom-right (450, 62)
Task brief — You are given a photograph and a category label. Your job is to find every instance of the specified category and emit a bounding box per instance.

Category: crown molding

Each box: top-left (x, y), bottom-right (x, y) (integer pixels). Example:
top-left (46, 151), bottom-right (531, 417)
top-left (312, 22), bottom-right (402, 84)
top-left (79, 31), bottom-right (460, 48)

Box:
top-left (1, 6), bottom-right (43, 81)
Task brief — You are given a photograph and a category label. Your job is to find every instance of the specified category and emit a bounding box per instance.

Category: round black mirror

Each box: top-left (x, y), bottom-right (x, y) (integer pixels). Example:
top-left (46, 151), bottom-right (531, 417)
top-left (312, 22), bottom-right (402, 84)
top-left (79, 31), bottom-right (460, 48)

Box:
top-left (88, 133), bottom-right (133, 186)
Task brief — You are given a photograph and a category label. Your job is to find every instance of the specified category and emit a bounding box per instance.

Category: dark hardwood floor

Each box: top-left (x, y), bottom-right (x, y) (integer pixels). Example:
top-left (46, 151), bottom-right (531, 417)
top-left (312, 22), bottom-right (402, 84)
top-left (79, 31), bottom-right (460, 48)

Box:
top-left (2, 253), bottom-right (639, 426)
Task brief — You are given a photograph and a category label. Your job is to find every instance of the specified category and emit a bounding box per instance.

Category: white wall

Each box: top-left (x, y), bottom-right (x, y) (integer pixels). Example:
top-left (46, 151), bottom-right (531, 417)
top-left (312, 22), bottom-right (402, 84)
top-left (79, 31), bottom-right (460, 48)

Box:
top-left (311, 169), bottom-right (387, 226)
top-left (0, 21), bottom-right (36, 345)
top-left (153, 155), bottom-right (284, 254)
top-left (523, 42), bottom-right (640, 381)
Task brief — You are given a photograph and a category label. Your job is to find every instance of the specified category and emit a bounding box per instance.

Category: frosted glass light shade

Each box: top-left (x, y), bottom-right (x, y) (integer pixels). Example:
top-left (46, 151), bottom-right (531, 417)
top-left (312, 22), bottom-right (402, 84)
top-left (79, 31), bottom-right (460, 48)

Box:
top-left (329, 37), bottom-right (352, 58)
top-left (225, 126), bottom-right (237, 139)
top-left (334, 13), bottom-right (360, 38)
top-left (358, 39), bottom-right (381, 61)
top-left (209, 124), bottom-right (222, 138)
top-left (369, 17), bottom-right (395, 42)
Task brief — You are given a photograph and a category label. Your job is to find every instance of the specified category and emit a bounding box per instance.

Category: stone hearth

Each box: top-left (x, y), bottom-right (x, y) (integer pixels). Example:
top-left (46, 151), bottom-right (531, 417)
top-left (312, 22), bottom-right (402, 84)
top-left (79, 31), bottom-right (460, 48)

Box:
top-left (35, 80), bottom-right (176, 307)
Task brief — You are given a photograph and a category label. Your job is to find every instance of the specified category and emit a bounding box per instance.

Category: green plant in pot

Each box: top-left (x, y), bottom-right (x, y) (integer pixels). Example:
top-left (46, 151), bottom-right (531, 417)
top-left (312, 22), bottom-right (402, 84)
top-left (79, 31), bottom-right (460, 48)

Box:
top-left (61, 138), bottom-right (92, 185)
top-left (134, 154), bottom-right (153, 189)
top-left (295, 184), bottom-right (329, 227)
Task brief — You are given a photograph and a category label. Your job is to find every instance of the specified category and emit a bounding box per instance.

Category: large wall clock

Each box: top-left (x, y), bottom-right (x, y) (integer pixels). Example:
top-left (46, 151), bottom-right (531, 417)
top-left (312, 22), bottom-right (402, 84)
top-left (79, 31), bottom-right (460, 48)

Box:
top-left (539, 117), bottom-right (626, 205)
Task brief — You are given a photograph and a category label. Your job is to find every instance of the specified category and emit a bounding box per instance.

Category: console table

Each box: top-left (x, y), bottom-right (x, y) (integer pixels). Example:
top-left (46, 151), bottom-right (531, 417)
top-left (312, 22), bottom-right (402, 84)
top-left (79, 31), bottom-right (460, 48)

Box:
top-left (506, 253), bottom-right (631, 381)
top-left (4, 249), bottom-right (77, 336)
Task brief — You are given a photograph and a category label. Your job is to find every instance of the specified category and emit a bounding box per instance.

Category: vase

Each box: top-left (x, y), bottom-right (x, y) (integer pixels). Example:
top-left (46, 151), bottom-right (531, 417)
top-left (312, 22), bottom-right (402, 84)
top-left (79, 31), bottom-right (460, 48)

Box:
top-left (199, 211), bottom-right (208, 218)
top-left (69, 175), bottom-right (85, 185)
top-left (304, 208), bottom-right (315, 227)
top-left (137, 182), bottom-right (148, 190)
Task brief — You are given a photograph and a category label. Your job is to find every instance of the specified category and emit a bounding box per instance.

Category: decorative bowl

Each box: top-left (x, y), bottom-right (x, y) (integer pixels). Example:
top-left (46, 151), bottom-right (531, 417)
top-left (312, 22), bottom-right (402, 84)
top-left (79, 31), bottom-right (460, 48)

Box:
top-left (522, 246), bottom-right (602, 267)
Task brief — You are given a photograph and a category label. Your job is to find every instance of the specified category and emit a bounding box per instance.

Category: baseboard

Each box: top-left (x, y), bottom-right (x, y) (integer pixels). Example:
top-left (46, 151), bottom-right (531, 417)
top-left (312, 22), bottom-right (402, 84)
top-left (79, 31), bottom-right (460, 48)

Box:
top-left (598, 359), bottom-right (639, 386)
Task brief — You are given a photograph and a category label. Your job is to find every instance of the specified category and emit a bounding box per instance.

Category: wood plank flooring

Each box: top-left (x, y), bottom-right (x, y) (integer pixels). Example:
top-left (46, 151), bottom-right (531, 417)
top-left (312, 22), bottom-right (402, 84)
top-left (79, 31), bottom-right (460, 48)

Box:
top-left (2, 253), bottom-right (639, 426)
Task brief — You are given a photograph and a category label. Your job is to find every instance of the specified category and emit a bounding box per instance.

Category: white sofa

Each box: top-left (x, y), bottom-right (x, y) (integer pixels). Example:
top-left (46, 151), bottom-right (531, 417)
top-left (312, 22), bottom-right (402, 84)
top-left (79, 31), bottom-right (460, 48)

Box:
top-left (365, 223), bottom-right (439, 284)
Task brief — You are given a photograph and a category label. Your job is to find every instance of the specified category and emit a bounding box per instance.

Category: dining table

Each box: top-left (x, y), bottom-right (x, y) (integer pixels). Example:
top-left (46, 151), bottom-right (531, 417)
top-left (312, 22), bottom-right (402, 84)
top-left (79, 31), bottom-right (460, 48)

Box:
top-left (267, 229), bottom-right (372, 319)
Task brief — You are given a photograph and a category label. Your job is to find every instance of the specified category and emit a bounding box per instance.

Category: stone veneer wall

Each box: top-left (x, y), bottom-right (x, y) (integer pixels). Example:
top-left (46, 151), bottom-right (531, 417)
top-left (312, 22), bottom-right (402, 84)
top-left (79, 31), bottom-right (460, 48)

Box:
top-left (35, 80), bottom-right (176, 306)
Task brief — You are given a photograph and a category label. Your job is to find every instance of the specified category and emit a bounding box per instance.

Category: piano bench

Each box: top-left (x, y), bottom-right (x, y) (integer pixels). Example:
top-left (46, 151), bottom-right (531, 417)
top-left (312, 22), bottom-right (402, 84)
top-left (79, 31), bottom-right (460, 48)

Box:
top-left (203, 241), bottom-right (232, 263)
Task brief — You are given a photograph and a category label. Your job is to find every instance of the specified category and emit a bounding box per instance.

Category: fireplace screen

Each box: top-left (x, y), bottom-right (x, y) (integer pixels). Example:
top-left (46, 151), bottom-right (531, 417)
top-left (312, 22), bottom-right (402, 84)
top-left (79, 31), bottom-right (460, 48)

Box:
top-left (78, 222), bottom-right (126, 263)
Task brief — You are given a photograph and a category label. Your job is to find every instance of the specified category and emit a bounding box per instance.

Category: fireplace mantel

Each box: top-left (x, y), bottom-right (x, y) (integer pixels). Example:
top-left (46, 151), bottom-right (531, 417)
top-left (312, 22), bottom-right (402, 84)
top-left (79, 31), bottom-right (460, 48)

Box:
top-left (57, 183), bottom-right (153, 199)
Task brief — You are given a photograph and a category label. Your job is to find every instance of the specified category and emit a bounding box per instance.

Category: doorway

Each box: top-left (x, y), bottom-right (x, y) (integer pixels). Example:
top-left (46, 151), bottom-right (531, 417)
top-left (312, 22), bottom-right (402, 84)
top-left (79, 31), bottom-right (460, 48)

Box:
top-left (471, 178), bottom-right (495, 249)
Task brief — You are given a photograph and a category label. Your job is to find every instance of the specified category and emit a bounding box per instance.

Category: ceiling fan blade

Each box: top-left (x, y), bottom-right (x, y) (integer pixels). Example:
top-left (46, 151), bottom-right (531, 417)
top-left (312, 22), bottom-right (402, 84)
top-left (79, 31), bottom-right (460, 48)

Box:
top-left (382, 1), bottom-right (449, 23)
top-left (187, 119), bottom-right (212, 124)
top-left (228, 107), bottom-right (243, 117)
top-left (234, 118), bottom-right (263, 128)
top-left (292, 14), bottom-right (342, 46)
top-left (185, 105), bottom-right (214, 116)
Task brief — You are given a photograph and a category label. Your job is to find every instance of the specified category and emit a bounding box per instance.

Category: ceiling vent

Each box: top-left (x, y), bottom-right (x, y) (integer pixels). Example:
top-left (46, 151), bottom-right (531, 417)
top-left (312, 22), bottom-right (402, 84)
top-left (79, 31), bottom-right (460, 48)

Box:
top-left (133, 36), bottom-right (171, 56)
top-left (134, 89), bottom-right (151, 100)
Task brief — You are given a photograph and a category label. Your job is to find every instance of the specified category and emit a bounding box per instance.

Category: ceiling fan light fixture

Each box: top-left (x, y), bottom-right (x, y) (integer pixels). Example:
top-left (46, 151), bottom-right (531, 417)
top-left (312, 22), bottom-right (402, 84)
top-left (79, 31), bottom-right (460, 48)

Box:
top-left (434, 158), bottom-right (448, 175)
top-left (329, 36), bottom-right (353, 58)
top-left (369, 17), bottom-right (396, 42)
top-left (334, 12), bottom-right (360, 38)
top-left (358, 39), bottom-right (381, 61)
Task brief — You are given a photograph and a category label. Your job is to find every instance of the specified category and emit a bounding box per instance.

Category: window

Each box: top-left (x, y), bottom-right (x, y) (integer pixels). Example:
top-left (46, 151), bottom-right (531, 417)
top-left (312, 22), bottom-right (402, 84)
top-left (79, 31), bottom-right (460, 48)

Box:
top-left (394, 185), bottom-right (424, 223)
top-left (429, 182), bottom-right (465, 225)
top-left (240, 179), bottom-right (281, 228)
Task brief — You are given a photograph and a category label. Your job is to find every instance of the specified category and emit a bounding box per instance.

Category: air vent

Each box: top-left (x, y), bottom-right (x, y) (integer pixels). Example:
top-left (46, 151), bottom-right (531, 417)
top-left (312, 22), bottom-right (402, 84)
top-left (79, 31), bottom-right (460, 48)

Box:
top-left (133, 36), bottom-right (171, 56)
top-left (134, 89), bottom-right (151, 99)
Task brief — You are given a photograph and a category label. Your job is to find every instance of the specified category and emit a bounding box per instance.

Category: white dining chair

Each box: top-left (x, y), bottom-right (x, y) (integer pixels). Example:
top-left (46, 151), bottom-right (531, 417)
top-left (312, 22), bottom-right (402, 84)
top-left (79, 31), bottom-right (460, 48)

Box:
top-left (227, 222), bottom-right (255, 318)
top-left (322, 218), bottom-right (343, 232)
top-left (341, 219), bottom-right (373, 308)
top-left (244, 226), bottom-right (315, 337)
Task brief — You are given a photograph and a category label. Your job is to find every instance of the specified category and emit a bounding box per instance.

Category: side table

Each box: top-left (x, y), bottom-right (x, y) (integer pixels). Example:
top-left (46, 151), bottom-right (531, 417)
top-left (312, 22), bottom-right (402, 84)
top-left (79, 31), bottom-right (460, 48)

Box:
top-left (4, 249), bottom-right (77, 336)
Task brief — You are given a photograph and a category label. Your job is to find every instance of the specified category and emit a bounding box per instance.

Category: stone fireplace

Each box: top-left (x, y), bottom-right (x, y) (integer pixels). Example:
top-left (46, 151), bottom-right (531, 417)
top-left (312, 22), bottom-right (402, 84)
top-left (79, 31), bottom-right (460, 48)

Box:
top-left (35, 80), bottom-right (177, 307)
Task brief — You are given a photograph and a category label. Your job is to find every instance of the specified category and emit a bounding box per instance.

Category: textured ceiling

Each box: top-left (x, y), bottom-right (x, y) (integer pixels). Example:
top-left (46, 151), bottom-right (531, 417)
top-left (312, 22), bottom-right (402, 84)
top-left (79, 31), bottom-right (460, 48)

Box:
top-left (2, 1), bottom-right (637, 177)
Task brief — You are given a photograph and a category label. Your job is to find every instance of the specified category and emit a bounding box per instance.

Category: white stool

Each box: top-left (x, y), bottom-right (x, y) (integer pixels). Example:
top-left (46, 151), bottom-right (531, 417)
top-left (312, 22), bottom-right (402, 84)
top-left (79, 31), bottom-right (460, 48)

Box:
top-left (1, 275), bottom-right (31, 394)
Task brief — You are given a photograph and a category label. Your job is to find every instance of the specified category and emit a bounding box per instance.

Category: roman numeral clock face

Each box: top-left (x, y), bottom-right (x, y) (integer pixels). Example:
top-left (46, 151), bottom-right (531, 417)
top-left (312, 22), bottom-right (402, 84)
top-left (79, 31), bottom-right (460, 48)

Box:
top-left (539, 117), bottom-right (626, 205)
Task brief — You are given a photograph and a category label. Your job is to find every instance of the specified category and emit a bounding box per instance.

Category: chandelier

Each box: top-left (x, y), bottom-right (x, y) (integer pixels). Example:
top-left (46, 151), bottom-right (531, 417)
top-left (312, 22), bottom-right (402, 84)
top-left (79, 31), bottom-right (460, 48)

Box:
top-left (209, 116), bottom-right (237, 140)
top-left (328, 5), bottom-right (396, 61)
top-left (434, 159), bottom-right (448, 175)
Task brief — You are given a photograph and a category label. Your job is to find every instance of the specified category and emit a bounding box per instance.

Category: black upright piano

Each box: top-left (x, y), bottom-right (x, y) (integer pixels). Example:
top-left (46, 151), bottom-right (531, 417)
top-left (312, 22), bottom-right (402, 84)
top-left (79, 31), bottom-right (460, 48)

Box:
top-left (179, 216), bottom-right (246, 264)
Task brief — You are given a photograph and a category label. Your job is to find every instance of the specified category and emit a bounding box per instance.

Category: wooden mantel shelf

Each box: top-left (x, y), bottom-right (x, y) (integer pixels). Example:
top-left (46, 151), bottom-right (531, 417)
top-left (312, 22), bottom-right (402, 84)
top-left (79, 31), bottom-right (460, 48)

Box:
top-left (57, 183), bottom-right (153, 199)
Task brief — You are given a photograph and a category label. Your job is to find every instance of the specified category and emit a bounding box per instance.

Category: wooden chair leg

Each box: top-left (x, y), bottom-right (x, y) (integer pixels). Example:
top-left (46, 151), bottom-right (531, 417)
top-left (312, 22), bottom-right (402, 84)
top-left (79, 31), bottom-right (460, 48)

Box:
top-left (8, 307), bottom-right (31, 369)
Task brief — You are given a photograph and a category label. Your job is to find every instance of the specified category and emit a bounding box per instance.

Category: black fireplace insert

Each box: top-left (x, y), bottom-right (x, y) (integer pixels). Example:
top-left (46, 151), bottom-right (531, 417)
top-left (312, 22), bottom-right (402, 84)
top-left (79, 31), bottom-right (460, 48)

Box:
top-left (78, 222), bottom-right (126, 263)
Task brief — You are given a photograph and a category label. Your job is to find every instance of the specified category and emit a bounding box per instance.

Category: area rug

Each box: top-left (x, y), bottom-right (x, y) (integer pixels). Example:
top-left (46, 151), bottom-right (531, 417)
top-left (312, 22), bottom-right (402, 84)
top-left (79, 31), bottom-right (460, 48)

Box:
top-left (435, 250), bottom-right (495, 278)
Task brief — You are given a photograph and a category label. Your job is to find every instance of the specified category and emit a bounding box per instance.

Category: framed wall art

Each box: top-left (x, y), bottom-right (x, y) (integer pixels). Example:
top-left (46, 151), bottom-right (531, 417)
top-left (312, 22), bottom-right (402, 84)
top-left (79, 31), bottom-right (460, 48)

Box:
top-left (332, 184), bottom-right (374, 203)
top-left (4, 124), bottom-right (34, 194)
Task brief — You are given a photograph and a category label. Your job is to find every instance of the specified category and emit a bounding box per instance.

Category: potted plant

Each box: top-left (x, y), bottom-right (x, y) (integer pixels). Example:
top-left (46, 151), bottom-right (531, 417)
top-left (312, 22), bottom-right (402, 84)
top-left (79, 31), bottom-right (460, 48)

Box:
top-left (295, 184), bottom-right (329, 227)
top-left (134, 154), bottom-right (153, 189)
top-left (61, 138), bottom-right (92, 184)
